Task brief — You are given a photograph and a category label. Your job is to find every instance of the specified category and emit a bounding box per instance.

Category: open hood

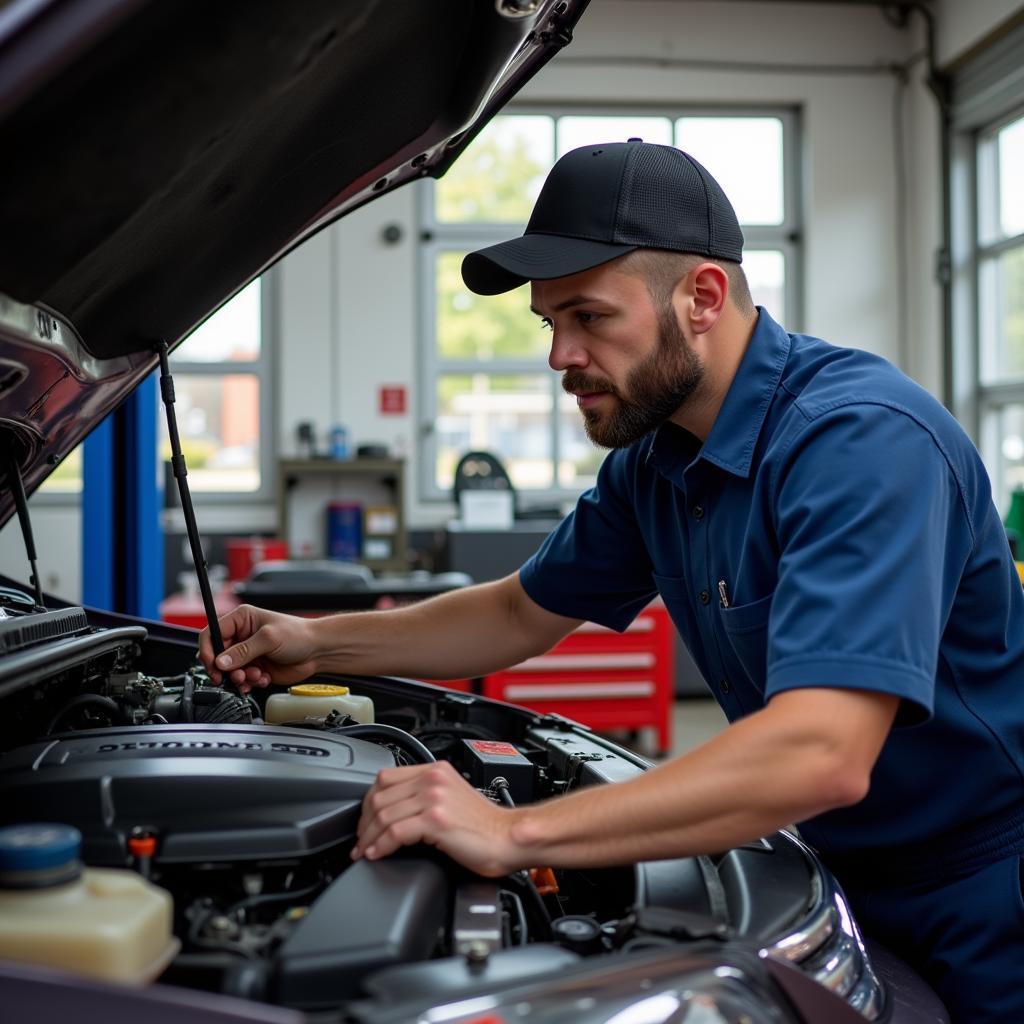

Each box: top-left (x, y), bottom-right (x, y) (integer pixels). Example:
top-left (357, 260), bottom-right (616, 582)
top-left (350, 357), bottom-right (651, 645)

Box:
top-left (0, 0), bottom-right (588, 514)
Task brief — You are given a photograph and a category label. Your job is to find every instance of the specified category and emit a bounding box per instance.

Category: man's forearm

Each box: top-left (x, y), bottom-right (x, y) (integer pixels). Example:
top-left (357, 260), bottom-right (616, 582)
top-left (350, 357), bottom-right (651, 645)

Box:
top-left (309, 574), bottom-right (580, 680)
top-left (505, 689), bottom-right (896, 870)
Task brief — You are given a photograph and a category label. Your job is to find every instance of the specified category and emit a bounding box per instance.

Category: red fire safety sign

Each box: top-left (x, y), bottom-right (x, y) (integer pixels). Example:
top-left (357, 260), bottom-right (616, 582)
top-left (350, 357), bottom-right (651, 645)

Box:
top-left (378, 385), bottom-right (407, 415)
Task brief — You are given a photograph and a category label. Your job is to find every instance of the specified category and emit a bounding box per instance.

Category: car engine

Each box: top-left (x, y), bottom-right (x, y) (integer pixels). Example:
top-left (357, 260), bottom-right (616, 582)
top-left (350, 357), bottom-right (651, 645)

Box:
top-left (0, 609), bottom-right (888, 1019)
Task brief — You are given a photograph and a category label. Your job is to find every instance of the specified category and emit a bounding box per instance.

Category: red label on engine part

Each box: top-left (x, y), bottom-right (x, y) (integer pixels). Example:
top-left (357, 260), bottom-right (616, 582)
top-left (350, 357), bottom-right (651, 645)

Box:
top-left (469, 741), bottom-right (521, 757)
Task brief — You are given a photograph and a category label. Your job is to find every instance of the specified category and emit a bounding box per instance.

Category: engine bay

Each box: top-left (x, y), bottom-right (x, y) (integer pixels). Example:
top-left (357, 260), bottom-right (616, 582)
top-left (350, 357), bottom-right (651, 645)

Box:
top-left (0, 606), bottom-right (829, 1015)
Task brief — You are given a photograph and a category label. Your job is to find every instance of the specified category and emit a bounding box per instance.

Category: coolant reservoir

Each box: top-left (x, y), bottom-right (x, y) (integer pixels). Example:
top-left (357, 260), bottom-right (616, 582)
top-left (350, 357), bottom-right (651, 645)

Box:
top-left (265, 682), bottom-right (375, 725)
top-left (0, 823), bottom-right (179, 984)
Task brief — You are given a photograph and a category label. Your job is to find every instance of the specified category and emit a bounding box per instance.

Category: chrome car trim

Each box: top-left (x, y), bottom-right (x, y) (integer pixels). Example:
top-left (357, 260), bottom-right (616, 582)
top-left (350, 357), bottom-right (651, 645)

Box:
top-left (763, 832), bottom-right (885, 1020)
top-left (809, 928), bottom-right (858, 998)
top-left (769, 900), bottom-right (837, 962)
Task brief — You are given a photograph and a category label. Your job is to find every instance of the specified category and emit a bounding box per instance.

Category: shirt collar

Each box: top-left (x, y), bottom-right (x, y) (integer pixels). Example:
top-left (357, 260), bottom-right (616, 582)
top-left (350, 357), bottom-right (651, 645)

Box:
top-left (646, 307), bottom-right (791, 480)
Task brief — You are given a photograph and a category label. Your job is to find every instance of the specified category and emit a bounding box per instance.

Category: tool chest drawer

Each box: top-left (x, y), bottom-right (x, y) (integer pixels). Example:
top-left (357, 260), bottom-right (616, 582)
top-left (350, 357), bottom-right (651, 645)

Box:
top-left (482, 602), bottom-right (674, 755)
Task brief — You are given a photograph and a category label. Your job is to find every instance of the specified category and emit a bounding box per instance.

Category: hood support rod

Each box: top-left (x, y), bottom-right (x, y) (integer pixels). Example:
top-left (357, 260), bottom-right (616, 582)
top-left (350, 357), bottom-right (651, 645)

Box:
top-left (3, 447), bottom-right (44, 608)
top-left (155, 342), bottom-right (224, 659)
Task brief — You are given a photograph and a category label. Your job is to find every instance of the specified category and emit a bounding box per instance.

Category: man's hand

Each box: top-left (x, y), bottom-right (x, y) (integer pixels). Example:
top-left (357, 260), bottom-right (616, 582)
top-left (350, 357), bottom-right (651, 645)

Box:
top-left (353, 761), bottom-right (520, 877)
top-left (197, 605), bottom-right (320, 692)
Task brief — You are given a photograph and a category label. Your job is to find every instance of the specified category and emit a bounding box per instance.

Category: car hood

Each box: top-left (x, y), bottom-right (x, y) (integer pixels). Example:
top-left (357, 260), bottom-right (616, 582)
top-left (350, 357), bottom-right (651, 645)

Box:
top-left (0, 0), bottom-right (587, 515)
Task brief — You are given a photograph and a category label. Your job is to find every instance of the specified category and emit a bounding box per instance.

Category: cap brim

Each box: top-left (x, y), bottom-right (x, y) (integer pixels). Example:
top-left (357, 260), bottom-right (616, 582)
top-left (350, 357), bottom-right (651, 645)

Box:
top-left (461, 234), bottom-right (637, 295)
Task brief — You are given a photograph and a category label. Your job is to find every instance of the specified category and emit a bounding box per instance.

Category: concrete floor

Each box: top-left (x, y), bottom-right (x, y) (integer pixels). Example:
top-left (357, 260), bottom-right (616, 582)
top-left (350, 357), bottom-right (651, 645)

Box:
top-left (668, 698), bottom-right (729, 757)
top-left (603, 698), bottom-right (728, 760)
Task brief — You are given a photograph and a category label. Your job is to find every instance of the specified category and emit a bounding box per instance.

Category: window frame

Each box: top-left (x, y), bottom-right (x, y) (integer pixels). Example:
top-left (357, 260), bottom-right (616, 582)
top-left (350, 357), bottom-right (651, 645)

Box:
top-left (949, 21), bottom-right (1024, 511)
top-left (417, 103), bottom-right (803, 506)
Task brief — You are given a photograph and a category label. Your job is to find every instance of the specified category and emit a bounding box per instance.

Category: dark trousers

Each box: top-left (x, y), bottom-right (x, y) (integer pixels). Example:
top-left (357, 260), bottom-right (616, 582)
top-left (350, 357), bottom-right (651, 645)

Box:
top-left (844, 853), bottom-right (1024, 1023)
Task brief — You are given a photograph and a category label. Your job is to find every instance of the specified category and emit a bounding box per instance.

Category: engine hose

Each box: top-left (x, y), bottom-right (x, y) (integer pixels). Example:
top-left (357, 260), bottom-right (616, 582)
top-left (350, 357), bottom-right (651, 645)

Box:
top-left (187, 878), bottom-right (325, 957)
top-left (46, 694), bottom-right (122, 734)
top-left (224, 877), bottom-right (324, 921)
top-left (499, 888), bottom-right (530, 946)
top-left (491, 778), bottom-right (516, 809)
top-left (180, 672), bottom-right (196, 723)
top-left (413, 722), bottom-right (499, 742)
top-left (333, 723), bottom-right (436, 764)
top-left (506, 869), bottom-right (552, 941)
top-left (201, 694), bottom-right (254, 725)
top-left (489, 779), bottom-right (559, 930)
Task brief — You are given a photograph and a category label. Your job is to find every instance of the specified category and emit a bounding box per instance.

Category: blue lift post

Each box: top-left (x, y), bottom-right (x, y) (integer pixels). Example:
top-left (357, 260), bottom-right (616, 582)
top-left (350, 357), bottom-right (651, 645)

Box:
top-left (82, 372), bottom-right (164, 617)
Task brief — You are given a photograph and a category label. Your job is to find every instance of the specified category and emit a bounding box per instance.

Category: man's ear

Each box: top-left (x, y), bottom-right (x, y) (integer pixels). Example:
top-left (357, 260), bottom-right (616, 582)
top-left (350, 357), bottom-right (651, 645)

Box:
top-left (674, 263), bottom-right (727, 334)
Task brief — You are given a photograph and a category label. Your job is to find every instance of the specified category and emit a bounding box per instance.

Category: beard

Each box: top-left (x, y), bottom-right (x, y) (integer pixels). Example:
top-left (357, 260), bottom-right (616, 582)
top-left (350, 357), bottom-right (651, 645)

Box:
top-left (562, 305), bottom-right (705, 449)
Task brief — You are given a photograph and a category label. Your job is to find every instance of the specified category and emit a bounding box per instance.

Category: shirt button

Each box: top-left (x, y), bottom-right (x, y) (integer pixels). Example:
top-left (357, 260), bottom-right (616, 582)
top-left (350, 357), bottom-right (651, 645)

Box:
top-left (719, 679), bottom-right (731, 694)
top-left (692, 505), bottom-right (704, 520)
top-left (699, 589), bottom-right (711, 605)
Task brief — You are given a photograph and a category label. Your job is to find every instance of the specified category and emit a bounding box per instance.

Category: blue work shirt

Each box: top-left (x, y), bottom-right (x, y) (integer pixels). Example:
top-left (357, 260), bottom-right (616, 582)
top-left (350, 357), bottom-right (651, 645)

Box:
top-left (520, 308), bottom-right (1024, 874)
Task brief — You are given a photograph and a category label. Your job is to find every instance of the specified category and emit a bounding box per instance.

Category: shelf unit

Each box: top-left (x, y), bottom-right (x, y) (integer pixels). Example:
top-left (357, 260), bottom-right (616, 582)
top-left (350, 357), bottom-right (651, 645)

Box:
top-left (276, 457), bottom-right (407, 572)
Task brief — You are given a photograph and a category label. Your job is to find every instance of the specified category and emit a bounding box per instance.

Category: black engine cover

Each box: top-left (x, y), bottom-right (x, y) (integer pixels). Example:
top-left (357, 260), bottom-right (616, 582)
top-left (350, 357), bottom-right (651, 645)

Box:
top-left (0, 724), bottom-right (394, 865)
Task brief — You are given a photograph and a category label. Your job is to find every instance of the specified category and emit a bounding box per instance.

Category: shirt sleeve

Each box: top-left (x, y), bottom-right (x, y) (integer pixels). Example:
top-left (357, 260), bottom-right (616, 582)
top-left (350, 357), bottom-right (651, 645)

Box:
top-left (765, 403), bottom-right (975, 726)
top-left (519, 449), bottom-right (658, 631)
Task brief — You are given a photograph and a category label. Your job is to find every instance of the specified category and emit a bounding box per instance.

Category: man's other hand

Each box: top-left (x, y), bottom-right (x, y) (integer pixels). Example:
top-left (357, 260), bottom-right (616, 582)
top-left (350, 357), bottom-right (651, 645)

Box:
top-left (197, 604), bottom-right (319, 692)
top-left (353, 761), bottom-right (520, 877)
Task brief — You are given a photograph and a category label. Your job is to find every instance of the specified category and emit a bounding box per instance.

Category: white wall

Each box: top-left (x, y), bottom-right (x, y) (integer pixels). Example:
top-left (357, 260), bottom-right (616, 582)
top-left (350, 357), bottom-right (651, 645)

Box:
top-left (274, 186), bottom-right (420, 474)
top-left (296, 0), bottom-right (919, 528)
top-left (0, 504), bottom-right (81, 602)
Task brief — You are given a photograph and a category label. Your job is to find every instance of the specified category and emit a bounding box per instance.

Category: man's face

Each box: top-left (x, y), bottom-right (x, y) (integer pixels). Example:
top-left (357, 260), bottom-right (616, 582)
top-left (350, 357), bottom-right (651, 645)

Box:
top-left (530, 261), bottom-right (704, 449)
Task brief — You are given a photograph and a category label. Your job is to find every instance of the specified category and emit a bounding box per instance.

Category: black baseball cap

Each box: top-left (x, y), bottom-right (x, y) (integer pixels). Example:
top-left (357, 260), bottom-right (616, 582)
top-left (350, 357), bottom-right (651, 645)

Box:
top-left (461, 139), bottom-right (744, 295)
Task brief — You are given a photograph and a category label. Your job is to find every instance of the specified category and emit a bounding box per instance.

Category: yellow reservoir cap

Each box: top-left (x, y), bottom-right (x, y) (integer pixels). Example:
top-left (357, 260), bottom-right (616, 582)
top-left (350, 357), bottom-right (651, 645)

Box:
top-left (289, 684), bottom-right (350, 697)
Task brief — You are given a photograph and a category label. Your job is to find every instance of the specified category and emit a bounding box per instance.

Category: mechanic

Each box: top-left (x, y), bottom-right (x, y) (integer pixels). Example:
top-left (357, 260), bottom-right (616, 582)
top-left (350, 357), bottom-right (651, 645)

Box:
top-left (200, 141), bottom-right (1024, 1022)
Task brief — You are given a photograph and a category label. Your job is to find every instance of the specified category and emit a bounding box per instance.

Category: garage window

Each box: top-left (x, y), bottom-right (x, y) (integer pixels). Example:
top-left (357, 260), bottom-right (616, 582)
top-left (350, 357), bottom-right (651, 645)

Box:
top-left (975, 114), bottom-right (1024, 511)
top-left (160, 279), bottom-right (273, 497)
top-left (419, 109), bottom-right (800, 504)
top-left (950, 23), bottom-right (1024, 517)
top-left (39, 278), bottom-right (274, 501)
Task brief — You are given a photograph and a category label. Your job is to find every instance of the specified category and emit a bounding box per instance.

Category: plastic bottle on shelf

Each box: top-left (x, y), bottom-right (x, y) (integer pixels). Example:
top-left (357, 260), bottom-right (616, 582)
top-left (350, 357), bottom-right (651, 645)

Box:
top-left (330, 424), bottom-right (350, 460)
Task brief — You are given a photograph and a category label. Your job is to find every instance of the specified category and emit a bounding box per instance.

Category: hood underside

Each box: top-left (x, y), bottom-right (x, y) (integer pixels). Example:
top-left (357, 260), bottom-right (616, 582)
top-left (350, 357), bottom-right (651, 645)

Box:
top-left (0, 0), bottom-right (585, 360)
top-left (0, 0), bottom-right (587, 511)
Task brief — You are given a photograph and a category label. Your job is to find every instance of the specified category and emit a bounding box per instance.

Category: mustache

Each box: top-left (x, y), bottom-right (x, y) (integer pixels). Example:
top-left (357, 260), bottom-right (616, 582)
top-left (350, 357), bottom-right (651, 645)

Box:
top-left (561, 370), bottom-right (617, 397)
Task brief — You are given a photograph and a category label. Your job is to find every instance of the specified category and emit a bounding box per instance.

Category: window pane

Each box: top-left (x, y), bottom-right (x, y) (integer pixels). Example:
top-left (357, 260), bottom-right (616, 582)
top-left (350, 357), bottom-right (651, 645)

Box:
top-left (173, 280), bottom-right (261, 363)
top-left (993, 404), bottom-right (1024, 518)
top-left (557, 116), bottom-right (672, 157)
top-left (436, 374), bottom-right (553, 491)
top-left (558, 392), bottom-right (606, 489)
top-left (979, 245), bottom-right (1024, 384)
top-left (37, 445), bottom-right (82, 493)
top-left (744, 250), bottom-right (786, 323)
top-left (675, 117), bottom-right (784, 225)
top-left (437, 251), bottom-right (550, 360)
top-left (435, 115), bottom-right (554, 224)
top-left (158, 374), bottom-right (260, 492)
top-left (999, 115), bottom-right (1024, 239)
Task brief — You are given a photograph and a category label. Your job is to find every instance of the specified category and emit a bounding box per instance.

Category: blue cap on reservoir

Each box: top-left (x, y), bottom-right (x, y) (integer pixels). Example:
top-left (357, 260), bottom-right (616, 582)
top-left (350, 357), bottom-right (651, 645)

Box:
top-left (0, 823), bottom-right (82, 872)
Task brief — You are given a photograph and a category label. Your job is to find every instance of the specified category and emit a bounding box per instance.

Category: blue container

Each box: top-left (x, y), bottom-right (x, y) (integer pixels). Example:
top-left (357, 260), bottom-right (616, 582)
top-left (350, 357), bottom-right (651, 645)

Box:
top-left (327, 501), bottom-right (362, 561)
top-left (330, 425), bottom-right (350, 460)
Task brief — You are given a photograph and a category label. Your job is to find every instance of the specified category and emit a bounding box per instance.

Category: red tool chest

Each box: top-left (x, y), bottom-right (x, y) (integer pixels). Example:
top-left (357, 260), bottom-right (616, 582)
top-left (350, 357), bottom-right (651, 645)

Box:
top-left (481, 602), bottom-right (674, 756)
